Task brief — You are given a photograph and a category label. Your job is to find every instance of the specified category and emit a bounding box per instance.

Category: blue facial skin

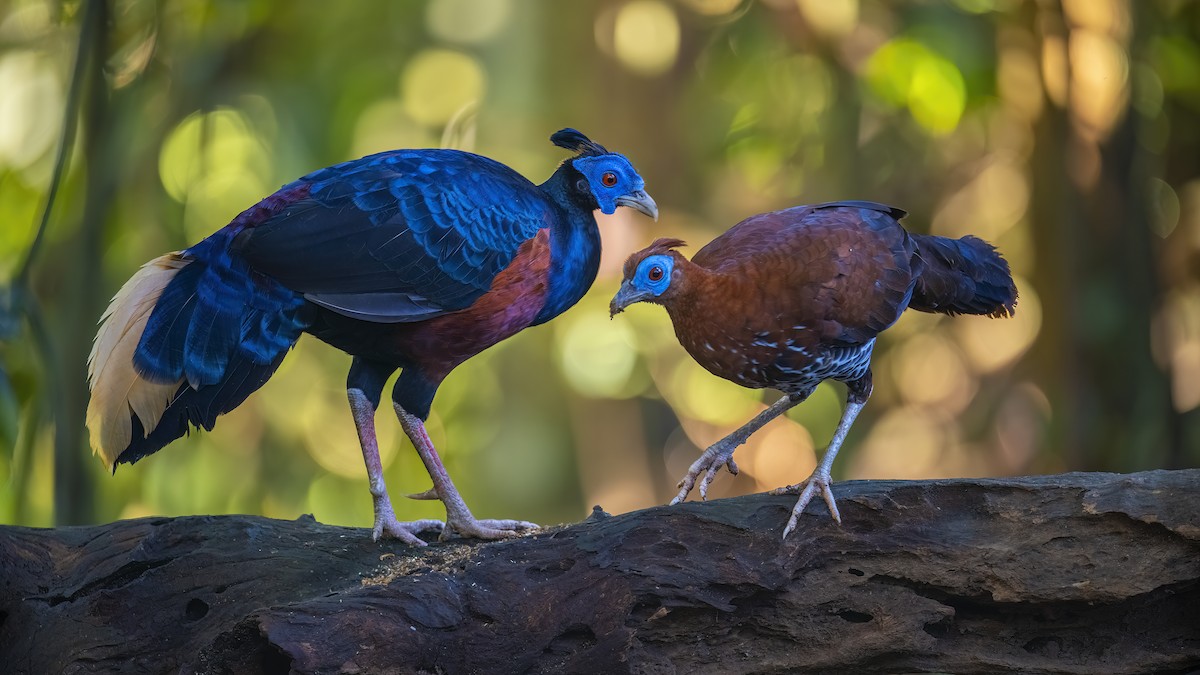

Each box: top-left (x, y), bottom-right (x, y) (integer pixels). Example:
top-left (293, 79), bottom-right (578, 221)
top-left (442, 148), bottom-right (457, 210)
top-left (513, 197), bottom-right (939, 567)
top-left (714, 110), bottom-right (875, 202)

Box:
top-left (633, 254), bottom-right (675, 296)
top-left (572, 154), bottom-right (646, 214)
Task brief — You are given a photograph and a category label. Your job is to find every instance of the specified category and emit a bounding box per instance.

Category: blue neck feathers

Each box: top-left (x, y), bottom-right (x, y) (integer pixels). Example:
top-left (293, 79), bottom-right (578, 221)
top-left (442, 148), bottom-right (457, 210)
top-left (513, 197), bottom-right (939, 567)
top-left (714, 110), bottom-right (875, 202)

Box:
top-left (534, 163), bottom-right (602, 326)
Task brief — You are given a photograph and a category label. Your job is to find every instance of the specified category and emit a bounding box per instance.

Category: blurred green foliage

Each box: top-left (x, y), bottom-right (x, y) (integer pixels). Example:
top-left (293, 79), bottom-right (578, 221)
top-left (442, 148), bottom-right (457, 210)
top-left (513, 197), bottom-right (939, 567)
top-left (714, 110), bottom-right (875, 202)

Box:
top-left (2, 0), bottom-right (1198, 530)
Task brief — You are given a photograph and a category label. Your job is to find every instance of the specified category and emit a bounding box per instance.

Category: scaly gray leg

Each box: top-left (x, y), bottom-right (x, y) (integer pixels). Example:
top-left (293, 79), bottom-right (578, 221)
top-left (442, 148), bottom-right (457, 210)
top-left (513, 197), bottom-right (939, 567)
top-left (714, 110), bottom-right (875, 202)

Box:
top-left (394, 404), bottom-right (538, 541)
top-left (348, 388), bottom-right (443, 545)
top-left (671, 393), bottom-right (806, 504)
top-left (773, 398), bottom-right (866, 538)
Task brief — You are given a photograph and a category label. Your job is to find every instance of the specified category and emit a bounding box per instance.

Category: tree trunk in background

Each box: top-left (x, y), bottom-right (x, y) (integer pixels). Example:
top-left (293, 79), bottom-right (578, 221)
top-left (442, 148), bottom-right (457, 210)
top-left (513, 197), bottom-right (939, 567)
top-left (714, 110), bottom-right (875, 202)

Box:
top-left (3, 471), bottom-right (1197, 674)
top-left (48, 0), bottom-right (108, 525)
top-left (1029, 2), bottom-right (1179, 473)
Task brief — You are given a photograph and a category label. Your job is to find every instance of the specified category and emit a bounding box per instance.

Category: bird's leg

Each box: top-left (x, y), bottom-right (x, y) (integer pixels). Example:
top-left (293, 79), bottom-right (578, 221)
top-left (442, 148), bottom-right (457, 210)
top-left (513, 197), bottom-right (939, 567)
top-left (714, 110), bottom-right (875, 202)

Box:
top-left (774, 377), bottom-right (871, 538)
top-left (394, 404), bottom-right (538, 541)
top-left (671, 393), bottom-right (805, 505)
top-left (773, 400), bottom-right (863, 536)
top-left (348, 388), bottom-right (444, 545)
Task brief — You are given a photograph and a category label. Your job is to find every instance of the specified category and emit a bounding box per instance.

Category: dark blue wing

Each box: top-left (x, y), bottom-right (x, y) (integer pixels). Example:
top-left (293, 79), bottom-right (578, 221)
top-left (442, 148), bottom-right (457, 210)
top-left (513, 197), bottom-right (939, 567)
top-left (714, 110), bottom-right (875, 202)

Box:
top-left (233, 149), bottom-right (554, 322)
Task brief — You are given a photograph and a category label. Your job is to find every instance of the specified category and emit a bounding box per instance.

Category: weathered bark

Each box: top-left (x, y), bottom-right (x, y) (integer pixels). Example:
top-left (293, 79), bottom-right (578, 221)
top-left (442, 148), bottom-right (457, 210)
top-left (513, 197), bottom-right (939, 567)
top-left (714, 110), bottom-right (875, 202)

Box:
top-left (2, 470), bottom-right (1198, 674)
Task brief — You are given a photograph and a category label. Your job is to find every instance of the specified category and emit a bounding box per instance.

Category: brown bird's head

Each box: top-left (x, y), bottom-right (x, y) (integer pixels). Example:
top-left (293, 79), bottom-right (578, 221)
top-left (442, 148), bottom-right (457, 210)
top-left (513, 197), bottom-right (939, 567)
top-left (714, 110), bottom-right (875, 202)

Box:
top-left (610, 238), bottom-right (688, 317)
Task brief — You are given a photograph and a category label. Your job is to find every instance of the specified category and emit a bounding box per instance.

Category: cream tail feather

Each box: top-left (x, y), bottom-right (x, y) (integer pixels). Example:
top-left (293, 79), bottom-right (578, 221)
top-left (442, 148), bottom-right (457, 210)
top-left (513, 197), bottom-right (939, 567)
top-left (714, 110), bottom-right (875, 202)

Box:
top-left (86, 253), bottom-right (189, 470)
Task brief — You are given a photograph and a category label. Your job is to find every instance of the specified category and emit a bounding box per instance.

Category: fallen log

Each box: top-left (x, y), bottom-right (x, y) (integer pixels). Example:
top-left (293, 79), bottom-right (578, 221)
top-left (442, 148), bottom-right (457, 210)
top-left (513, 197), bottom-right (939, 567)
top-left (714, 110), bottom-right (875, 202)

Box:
top-left (2, 470), bottom-right (1198, 674)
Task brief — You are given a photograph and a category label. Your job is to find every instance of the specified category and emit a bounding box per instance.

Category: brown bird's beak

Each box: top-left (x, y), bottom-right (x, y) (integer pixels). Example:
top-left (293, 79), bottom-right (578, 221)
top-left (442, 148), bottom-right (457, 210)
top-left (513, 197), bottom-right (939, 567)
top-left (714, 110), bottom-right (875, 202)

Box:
top-left (609, 280), bottom-right (653, 318)
top-left (615, 190), bottom-right (659, 221)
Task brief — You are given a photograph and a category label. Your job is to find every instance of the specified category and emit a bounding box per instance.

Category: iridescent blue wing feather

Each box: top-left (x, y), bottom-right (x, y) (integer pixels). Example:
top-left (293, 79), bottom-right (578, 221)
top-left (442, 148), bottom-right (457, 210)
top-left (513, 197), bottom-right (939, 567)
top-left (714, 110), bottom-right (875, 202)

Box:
top-left (233, 149), bottom-right (554, 322)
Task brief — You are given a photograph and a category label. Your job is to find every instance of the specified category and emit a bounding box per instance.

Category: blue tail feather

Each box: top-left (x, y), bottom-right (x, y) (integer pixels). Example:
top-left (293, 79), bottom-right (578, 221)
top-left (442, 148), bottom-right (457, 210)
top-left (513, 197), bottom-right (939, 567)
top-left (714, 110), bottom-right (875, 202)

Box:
top-left (134, 261), bottom-right (202, 382)
top-left (123, 235), bottom-right (310, 463)
top-left (910, 234), bottom-right (1017, 318)
top-left (118, 350), bottom-right (288, 465)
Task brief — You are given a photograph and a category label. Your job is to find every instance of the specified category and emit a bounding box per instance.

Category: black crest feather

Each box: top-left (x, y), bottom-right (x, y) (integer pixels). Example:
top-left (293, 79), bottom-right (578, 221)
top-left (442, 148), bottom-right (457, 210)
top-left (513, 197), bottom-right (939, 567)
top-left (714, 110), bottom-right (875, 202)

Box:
top-left (550, 128), bottom-right (609, 157)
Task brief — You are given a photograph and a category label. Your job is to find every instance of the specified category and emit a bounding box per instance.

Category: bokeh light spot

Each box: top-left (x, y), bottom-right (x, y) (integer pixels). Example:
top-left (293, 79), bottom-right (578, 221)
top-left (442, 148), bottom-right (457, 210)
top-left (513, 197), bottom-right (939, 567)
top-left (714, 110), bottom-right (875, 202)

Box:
top-left (850, 408), bottom-right (954, 479)
top-left (908, 55), bottom-right (967, 134)
top-left (678, 0), bottom-right (743, 16)
top-left (0, 51), bottom-right (61, 169)
top-left (1068, 29), bottom-right (1129, 140)
top-left (159, 107), bottom-right (272, 205)
top-left (402, 49), bottom-right (486, 126)
top-left (182, 170), bottom-right (269, 242)
top-left (998, 44), bottom-right (1044, 120)
top-left (866, 38), bottom-right (966, 135)
top-left (933, 158), bottom-right (1029, 242)
top-left (795, 0), bottom-right (858, 38)
top-left (352, 99), bottom-right (436, 158)
top-left (954, 275), bottom-right (1040, 374)
top-left (892, 333), bottom-right (976, 412)
top-left (426, 0), bottom-right (512, 45)
top-left (740, 419), bottom-right (815, 492)
top-left (557, 313), bottom-right (639, 399)
top-left (1149, 178), bottom-right (1180, 239)
top-left (668, 360), bottom-right (760, 427)
top-left (612, 0), bottom-right (680, 77)
top-left (307, 473), bottom-right (373, 528)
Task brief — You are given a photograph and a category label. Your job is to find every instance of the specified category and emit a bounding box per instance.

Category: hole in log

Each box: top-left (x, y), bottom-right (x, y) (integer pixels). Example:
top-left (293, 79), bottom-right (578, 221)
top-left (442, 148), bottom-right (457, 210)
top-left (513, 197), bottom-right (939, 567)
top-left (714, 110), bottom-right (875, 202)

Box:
top-left (923, 617), bottom-right (953, 639)
top-left (1023, 636), bottom-right (1062, 657)
top-left (836, 609), bottom-right (873, 623)
top-left (185, 598), bottom-right (209, 621)
top-left (848, 568), bottom-right (865, 576)
top-left (262, 644), bottom-right (292, 675)
top-left (545, 623), bottom-right (597, 655)
top-left (468, 608), bottom-right (497, 626)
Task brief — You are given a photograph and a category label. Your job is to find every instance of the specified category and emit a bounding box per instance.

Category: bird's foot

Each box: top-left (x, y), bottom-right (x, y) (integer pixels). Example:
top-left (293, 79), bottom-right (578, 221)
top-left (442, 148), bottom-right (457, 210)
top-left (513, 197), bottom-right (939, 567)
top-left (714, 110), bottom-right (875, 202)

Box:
top-left (772, 470), bottom-right (841, 538)
top-left (442, 514), bottom-right (539, 542)
top-left (670, 441), bottom-right (741, 505)
top-left (406, 487), bottom-right (439, 500)
top-left (372, 514), bottom-right (445, 547)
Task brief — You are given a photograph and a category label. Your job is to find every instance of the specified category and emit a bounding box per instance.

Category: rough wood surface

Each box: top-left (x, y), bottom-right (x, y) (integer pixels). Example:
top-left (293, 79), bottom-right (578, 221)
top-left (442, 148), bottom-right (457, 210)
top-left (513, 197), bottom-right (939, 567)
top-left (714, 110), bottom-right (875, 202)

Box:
top-left (2, 470), bottom-right (1198, 674)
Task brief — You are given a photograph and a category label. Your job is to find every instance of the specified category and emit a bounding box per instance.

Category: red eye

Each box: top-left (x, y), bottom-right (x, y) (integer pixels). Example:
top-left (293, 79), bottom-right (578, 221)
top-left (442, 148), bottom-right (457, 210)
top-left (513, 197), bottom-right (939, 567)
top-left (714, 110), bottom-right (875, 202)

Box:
top-left (601, 172), bottom-right (618, 187)
top-left (648, 265), bottom-right (664, 282)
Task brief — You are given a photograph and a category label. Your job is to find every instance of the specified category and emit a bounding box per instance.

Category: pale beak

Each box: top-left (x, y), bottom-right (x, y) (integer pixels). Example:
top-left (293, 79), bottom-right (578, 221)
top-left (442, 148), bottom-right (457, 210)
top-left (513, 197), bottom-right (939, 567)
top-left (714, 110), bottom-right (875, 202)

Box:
top-left (610, 280), bottom-right (653, 317)
top-left (615, 190), bottom-right (659, 221)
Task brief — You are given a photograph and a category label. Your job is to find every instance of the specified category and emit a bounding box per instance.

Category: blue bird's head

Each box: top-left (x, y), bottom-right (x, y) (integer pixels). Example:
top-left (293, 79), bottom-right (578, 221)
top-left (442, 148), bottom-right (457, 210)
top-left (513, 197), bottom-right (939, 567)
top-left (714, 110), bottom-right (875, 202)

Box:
top-left (551, 129), bottom-right (658, 220)
top-left (610, 238), bottom-right (686, 317)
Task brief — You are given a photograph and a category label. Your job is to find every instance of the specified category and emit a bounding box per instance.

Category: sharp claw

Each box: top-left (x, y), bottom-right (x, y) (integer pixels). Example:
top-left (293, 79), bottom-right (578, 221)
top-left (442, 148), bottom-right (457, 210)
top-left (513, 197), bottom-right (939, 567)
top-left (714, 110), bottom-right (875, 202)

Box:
top-left (406, 487), bottom-right (439, 501)
top-left (700, 464), bottom-right (720, 501)
top-left (781, 512), bottom-right (801, 539)
top-left (374, 517), bottom-right (443, 546)
top-left (672, 444), bottom-right (739, 505)
top-left (821, 484), bottom-right (843, 525)
top-left (672, 473), bottom-right (696, 504)
top-left (442, 517), bottom-right (540, 541)
top-left (779, 473), bottom-right (840, 539)
top-left (477, 519), bottom-right (539, 531)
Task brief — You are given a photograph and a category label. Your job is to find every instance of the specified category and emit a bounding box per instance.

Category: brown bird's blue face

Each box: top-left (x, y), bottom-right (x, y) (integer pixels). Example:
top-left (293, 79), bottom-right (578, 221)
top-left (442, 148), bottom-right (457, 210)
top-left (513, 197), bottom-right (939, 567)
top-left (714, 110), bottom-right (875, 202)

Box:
top-left (572, 154), bottom-right (658, 219)
top-left (610, 253), bottom-right (675, 316)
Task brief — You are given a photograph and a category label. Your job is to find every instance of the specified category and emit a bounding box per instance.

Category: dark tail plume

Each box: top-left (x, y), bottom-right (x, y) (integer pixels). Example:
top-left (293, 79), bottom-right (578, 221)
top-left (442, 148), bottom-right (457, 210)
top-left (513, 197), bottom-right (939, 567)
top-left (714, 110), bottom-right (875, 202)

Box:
top-left (909, 233), bottom-right (1017, 318)
top-left (117, 351), bottom-right (288, 465)
top-left (88, 234), bottom-right (310, 469)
